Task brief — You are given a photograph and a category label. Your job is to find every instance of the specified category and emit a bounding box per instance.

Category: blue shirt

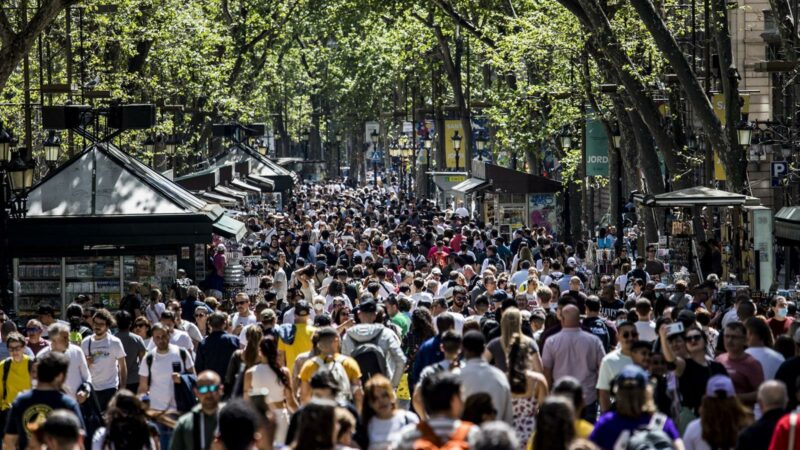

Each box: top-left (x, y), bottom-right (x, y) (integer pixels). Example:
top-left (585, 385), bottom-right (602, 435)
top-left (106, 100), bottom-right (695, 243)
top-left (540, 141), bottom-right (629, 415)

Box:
top-left (5, 389), bottom-right (84, 449)
top-left (180, 297), bottom-right (212, 323)
top-left (195, 331), bottom-right (240, 379)
top-left (410, 335), bottom-right (443, 390)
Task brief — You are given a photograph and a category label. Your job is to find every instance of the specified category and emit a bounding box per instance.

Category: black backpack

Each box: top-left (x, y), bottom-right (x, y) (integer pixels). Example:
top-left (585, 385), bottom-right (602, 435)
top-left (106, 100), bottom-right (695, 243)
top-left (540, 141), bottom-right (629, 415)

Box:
top-left (350, 333), bottom-right (388, 383)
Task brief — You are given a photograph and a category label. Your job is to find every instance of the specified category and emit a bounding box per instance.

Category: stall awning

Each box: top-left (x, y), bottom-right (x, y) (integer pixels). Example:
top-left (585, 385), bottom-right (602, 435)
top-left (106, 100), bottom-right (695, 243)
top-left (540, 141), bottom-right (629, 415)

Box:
top-left (213, 215), bottom-right (247, 241)
top-left (230, 178), bottom-right (262, 193)
top-left (198, 191), bottom-right (239, 206)
top-left (213, 185), bottom-right (247, 199)
top-left (452, 177), bottom-right (491, 194)
top-left (246, 174), bottom-right (276, 191)
top-left (776, 206), bottom-right (800, 244)
top-left (633, 186), bottom-right (746, 207)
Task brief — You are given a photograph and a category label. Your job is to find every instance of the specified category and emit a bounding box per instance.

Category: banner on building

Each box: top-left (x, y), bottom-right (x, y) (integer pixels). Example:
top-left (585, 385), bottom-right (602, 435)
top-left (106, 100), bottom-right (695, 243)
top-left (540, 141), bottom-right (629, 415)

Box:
top-left (585, 113), bottom-right (609, 177)
top-left (444, 120), bottom-right (465, 170)
top-left (711, 94), bottom-right (750, 181)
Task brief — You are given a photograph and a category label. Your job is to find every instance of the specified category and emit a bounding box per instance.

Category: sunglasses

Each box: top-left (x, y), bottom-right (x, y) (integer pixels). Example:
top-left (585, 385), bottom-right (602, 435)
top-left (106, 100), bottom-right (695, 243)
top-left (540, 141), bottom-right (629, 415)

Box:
top-left (235, 301), bottom-right (248, 306)
top-left (197, 384), bottom-right (220, 395)
top-left (621, 331), bottom-right (639, 339)
top-left (194, 313), bottom-right (207, 318)
top-left (685, 334), bottom-right (703, 343)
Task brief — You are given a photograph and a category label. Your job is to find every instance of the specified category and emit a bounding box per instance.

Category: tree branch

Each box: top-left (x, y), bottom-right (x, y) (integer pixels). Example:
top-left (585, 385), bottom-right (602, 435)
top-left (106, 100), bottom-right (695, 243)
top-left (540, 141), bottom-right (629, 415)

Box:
top-left (428, 0), bottom-right (498, 49)
top-left (0, 8), bottom-right (14, 48)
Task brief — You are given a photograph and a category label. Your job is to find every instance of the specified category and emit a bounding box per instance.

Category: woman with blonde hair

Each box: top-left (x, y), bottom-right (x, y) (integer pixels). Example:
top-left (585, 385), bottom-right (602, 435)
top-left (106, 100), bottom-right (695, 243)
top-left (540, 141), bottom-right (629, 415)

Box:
top-left (512, 245), bottom-right (535, 273)
top-left (683, 375), bottom-right (751, 450)
top-left (484, 307), bottom-right (544, 373)
top-left (362, 374), bottom-right (418, 450)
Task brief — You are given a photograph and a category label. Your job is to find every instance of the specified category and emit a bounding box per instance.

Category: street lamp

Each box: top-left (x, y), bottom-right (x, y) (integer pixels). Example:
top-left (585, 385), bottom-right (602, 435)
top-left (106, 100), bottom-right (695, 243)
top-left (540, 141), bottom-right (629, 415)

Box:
top-left (475, 134), bottom-right (488, 161)
top-left (7, 151), bottom-right (34, 195)
top-left (164, 135), bottom-right (178, 156)
top-left (143, 135), bottom-right (155, 154)
top-left (370, 129), bottom-right (379, 187)
top-left (0, 123), bottom-right (12, 163)
top-left (43, 131), bottom-right (61, 165)
top-left (257, 138), bottom-right (268, 156)
top-left (611, 125), bottom-right (624, 254)
top-left (451, 130), bottom-right (462, 170)
top-left (737, 121), bottom-right (753, 147)
top-left (559, 130), bottom-right (573, 151)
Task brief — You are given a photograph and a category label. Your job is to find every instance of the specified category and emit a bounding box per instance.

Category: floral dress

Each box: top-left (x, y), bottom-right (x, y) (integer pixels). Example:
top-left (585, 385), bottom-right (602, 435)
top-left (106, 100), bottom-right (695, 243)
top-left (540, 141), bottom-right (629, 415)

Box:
top-left (512, 393), bottom-right (538, 450)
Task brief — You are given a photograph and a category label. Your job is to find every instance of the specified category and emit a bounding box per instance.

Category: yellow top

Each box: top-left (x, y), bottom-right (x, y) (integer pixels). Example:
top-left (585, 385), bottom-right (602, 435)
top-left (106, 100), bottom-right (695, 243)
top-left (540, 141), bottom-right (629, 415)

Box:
top-left (0, 356), bottom-right (33, 410)
top-left (278, 324), bottom-right (316, 374)
top-left (298, 353), bottom-right (362, 383)
top-left (527, 419), bottom-right (594, 450)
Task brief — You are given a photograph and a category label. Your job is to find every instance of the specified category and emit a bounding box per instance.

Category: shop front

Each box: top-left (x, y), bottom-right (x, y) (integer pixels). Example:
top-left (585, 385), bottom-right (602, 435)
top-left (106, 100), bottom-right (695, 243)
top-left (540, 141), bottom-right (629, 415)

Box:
top-left (8, 143), bottom-right (246, 319)
top-left (776, 206), bottom-right (800, 291)
top-left (427, 171), bottom-right (469, 209)
top-left (452, 161), bottom-right (562, 240)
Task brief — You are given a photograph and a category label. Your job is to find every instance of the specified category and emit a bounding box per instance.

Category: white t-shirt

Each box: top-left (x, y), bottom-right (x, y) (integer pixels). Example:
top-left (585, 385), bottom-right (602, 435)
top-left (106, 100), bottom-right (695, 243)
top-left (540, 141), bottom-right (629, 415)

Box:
top-left (635, 320), bottom-right (657, 342)
top-left (367, 410), bottom-right (420, 450)
top-left (231, 311), bottom-right (258, 329)
top-left (39, 344), bottom-right (91, 398)
top-left (683, 418), bottom-right (712, 450)
top-left (81, 334), bottom-right (126, 391)
top-left (178, 321), bottom-right (203, 344)
top-left (596, 350), bottom-right (633, 391)
top-left (139, 344), bottom-right (194, 411)
top-left (145, 302), bottom-right (166, 325)
top-left (433, 312), bottom-right (464, 335)
top-left (745, 346), bottom-right (785, 380)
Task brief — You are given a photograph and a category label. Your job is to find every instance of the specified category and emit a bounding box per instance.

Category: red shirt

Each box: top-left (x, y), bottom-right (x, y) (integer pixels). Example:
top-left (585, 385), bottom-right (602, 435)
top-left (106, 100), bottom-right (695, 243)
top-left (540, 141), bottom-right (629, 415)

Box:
top-left (768, 317), bottom-right (794, 338)
top-left (715, 353), bottom-right (764, 395)
top-left (768, 412), bottom-right (800, 450)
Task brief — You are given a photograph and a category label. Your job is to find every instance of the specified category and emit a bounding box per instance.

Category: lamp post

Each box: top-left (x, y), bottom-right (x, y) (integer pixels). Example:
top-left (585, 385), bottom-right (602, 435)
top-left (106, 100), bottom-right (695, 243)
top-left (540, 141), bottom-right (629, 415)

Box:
top-left (559, 130), bottom-right (573, 152)
top-left (475, 133), bottom-right (488, 161)
top-left (422, 134), bottom-right (433, 198)
top-left (1, 134), bottom-right (35, 312)
top-left (612, 125), bottom-right (624, 254)
top-left (451, 130), bottom-right (462, 170)
top-left (370, 129), bottom-right (379, 187)
top-left (43, 131), bottom-right (61, 166)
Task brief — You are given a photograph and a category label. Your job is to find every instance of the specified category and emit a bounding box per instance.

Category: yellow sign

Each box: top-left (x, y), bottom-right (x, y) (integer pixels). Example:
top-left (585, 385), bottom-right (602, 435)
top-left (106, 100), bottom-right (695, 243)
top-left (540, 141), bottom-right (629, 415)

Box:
top-left (444, 120), bottom-right (465, 169)
top-left (445, 175), bottom-right (466, 183)
top-left (711, 94), bottom-right (750, 181)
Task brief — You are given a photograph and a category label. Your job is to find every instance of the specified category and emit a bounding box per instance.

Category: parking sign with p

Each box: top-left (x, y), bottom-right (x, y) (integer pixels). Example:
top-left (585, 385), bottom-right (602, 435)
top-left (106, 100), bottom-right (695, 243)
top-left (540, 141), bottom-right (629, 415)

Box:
top-left (772, 161), bottom-right (788, 187)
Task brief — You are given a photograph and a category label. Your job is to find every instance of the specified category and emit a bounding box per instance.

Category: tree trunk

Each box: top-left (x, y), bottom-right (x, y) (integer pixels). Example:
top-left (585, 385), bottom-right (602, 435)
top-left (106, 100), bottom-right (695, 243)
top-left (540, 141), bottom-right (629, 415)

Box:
top-left (432, 24), bottom-right (472, 167)
top-left (629, 0), bottom-right (737, 190)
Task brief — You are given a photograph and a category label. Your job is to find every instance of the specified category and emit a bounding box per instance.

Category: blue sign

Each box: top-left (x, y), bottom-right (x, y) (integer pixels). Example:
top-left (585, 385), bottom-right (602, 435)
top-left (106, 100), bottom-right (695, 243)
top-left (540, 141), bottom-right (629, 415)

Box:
top-left (772, 161), bottom-right (788, 187)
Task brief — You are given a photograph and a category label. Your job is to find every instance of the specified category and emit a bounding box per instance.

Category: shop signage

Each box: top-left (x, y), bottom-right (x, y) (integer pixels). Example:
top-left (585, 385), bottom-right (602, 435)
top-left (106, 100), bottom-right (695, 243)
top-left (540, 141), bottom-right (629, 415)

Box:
top-left (585, 112), bottom-right (609, 177)
top-left (445, 175), bottom-right (466, 183)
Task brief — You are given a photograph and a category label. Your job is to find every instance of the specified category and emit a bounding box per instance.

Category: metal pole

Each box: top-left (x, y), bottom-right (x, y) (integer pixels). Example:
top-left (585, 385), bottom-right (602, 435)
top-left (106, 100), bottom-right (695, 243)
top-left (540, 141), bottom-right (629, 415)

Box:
top-left (0, 173), bottom-right (9, 312)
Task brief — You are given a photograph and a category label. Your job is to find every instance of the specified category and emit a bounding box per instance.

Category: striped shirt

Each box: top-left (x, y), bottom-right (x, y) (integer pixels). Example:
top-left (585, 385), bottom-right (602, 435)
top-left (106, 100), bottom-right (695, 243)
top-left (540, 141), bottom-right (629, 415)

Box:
top-left (391, 418), bottom-right (479, 450)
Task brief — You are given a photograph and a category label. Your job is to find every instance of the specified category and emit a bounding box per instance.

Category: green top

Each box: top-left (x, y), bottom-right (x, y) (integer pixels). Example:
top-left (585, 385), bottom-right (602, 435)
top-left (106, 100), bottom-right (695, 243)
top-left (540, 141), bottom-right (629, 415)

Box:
top-left (391, 313), bottom-right (411, 338)
top-left (169, 404), bottom-right (219, 450)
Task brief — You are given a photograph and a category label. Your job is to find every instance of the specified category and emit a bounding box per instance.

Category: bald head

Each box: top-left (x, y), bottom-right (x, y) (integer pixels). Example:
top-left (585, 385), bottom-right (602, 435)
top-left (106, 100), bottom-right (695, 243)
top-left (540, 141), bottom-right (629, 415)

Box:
top-left (758, 380), bottom-right (788, 412)
top-left (198, 370), bottom-right (221, 385)
top-left (561, 304), bottom-right (580, 327)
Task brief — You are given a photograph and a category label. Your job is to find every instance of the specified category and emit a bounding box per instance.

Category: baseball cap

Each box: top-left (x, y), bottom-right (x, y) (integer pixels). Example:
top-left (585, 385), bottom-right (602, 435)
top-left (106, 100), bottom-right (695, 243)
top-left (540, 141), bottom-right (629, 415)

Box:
top-left (705, 375), bottom-right (735, 398)
top-left (359, 299), bottom-right (377, 313)
top-left (567, 257), bottom-right (577, 266)
top-left (260, 309), bottom-right (277, 321)
top-left (531, 309), bottom-right (547, 321)
top-left (616, 365), bottom-right (649, 389)
top-left (431, 268), bottom-right (442, 275)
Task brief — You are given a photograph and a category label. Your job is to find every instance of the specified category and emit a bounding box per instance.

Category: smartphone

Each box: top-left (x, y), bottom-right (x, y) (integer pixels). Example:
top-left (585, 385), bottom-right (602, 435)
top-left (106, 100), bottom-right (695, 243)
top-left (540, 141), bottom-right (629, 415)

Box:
top-left (172, 362), bottom-right (182, 374)
top-left (666, 322), bottom-right (684, 336)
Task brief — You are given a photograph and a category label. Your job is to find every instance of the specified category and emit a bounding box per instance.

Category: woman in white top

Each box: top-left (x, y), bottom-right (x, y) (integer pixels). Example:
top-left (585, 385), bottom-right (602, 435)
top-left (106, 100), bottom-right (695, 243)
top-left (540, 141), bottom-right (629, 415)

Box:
top-left (244, 334), bottom-right (298, 445)
top-left (144, 289), bottom-right (165, 325)
top-left (362, 374), bottom-right (419, 450)
top-left (92, 390), bottom-right (158, 450)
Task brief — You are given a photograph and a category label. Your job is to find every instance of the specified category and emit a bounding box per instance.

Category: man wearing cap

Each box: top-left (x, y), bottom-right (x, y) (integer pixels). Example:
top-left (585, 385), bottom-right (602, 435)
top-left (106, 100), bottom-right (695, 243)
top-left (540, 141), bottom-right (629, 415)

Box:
top-left (277, 300), bottom-right (316, 374)
top-left (195, 312), bottom-right (240, 380)
top-left (342, 298), bottom-right (406, 387)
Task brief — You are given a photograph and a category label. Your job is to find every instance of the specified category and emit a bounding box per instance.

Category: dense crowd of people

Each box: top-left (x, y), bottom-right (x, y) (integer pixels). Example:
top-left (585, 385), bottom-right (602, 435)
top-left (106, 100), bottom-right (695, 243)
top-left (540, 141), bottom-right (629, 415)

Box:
top-left (2, 180), bottom-right (800, 450)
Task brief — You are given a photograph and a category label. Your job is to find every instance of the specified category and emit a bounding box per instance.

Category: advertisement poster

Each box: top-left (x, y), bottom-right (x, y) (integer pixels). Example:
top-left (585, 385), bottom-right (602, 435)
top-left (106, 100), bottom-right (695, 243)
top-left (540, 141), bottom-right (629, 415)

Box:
top-left (529, 193), bottom-right (559, 236)
top-left (711, 94), bottom-right (750, 181)
top-left (444, 120), bottom-right (465, 169)
top-left (585, 111), bottom-right (609, 177)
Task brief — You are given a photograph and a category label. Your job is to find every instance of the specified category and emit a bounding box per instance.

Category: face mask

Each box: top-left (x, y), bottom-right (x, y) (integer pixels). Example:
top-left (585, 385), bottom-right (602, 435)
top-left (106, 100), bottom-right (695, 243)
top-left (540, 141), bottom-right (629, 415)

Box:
top-left (777, 307), bottom-right (788, 318)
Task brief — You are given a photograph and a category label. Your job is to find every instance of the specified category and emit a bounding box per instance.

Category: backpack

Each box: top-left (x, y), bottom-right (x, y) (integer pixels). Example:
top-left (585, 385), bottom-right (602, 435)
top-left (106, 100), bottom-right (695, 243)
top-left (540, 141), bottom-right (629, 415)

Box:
top-left (145, 348), bottom-right (198, 412)
top-left (311, 355), bottom-right (352, 403)
top-left (2, 357), bottom-right (33, 404)
top-left (350, 332), bottom-right (388, 383)
top-left (614, 413), bottom-right (675, 450)
top-left (412, 421), bottom-right (472, 450)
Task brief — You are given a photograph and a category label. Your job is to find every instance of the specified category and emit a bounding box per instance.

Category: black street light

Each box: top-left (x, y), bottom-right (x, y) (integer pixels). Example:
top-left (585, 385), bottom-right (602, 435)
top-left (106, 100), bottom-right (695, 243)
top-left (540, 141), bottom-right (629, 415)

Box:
top-left (611, 125), bottom-right (624, 254)
top-left (43, 130), bottom-right (61, 165)
top-left (475, 133), bottom-right (488, 161)
top-left (370, 129), bottom-right (379, 187)
top-left (0, 124), bottom-right (13, 163)
top-left (451, 130), bottom-right (462, 170)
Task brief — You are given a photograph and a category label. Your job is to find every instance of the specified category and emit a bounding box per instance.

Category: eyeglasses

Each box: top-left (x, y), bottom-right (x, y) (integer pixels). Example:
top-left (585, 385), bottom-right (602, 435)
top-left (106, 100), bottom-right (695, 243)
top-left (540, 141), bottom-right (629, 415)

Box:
top-left (621, 331), bottom-right (639, 339)
top-left (27, 327), bottom-right (42, 333)
top-left (685, 334), bottom-right (703, 343)
top-left (197, 384), bottom-right (220, 395)
top-left (8, 345), bottom-right (23, 352)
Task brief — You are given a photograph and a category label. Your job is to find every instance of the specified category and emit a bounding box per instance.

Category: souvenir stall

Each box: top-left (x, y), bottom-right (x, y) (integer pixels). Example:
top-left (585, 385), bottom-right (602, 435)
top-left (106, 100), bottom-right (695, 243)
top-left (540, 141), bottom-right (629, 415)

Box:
top-left (775, 206), bottom-right (800, 293)
top-left (9, 143), bottom-right (246, 319)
